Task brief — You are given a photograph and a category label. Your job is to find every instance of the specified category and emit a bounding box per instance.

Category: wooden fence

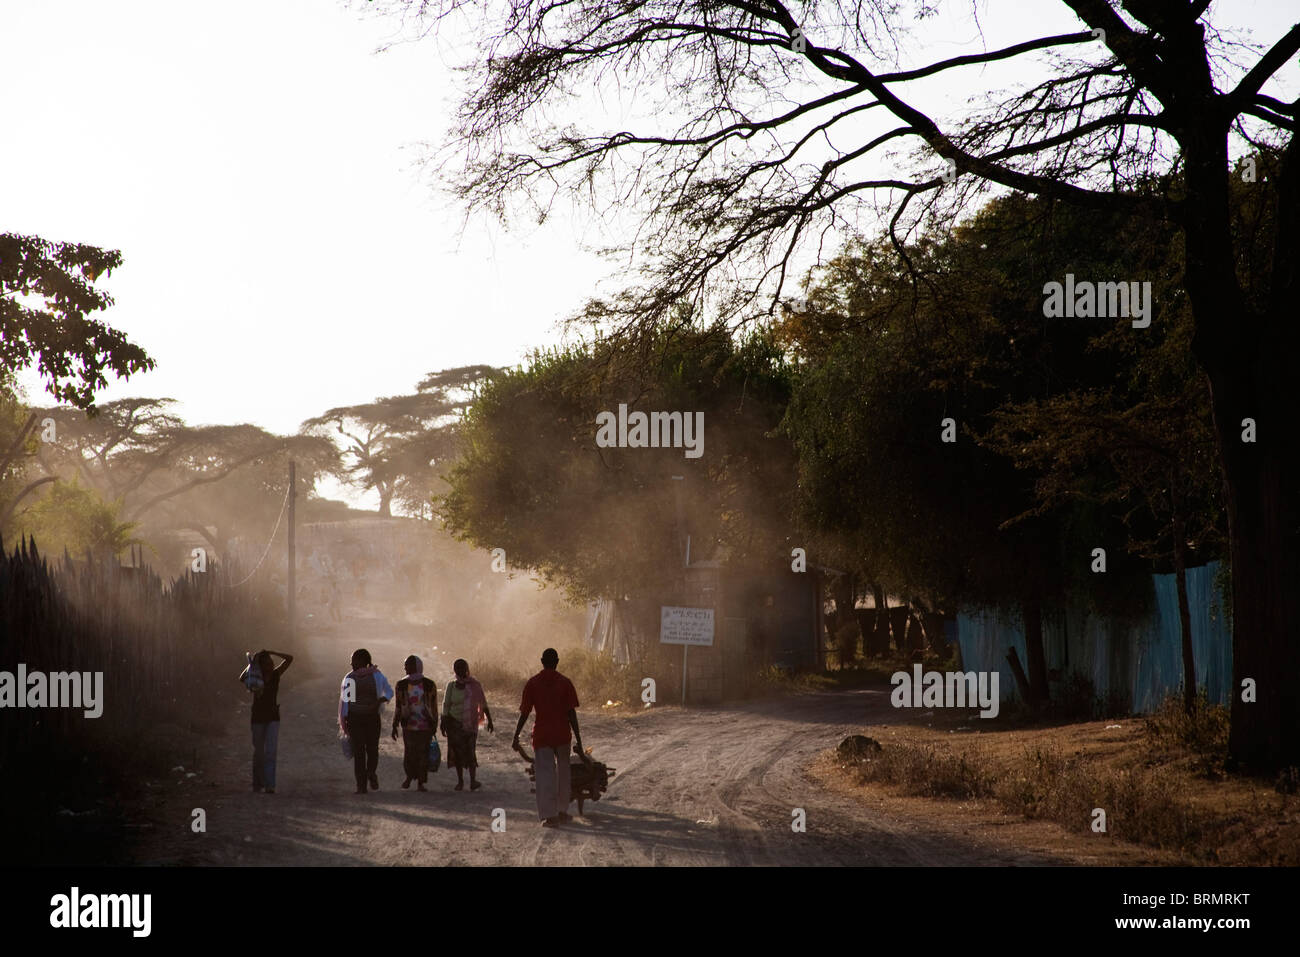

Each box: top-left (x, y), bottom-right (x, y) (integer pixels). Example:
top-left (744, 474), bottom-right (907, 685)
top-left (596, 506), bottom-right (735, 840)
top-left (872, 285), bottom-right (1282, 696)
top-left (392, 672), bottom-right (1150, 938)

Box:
top-left (0, 534), bottom-right (288, 768)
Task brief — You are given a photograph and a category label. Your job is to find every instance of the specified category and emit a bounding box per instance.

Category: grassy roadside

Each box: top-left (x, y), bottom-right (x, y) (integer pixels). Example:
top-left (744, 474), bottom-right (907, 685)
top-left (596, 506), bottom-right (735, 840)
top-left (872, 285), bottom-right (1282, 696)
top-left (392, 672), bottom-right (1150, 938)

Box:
top-left (819, 690), bottom-right (1300, 865)
top-left (470, 646), bottom-right (651, 717)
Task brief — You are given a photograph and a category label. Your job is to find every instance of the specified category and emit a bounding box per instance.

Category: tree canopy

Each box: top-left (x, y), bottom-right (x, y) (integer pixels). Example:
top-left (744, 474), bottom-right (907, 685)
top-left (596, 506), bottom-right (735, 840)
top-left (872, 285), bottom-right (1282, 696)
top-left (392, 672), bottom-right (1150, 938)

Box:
top-left (5, 398), bottom-right (336, 561)
top-left (398, 0), bottom-right (1300, 768)
top-left (302, 365), bottom-right (497, 518)
top-left (441, 324), bottom-right (795, 601)
top-left (0, 232), bottom-right (153, 410)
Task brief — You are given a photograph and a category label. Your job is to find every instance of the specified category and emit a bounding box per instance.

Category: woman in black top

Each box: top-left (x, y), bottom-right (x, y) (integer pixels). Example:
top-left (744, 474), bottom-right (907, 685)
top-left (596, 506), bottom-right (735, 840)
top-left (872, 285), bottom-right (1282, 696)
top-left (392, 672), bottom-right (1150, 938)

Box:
top-left (241, 650), bottom-right (293, 793)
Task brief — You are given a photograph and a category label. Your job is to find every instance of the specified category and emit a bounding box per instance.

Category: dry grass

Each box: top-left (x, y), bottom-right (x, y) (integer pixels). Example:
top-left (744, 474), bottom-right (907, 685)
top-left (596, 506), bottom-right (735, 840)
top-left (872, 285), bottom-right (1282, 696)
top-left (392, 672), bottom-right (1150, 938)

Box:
top-left (852, 741), bottom-right (996, 800)
top-left (830, 694), bottom-right (1300, 864)
top-left (467, 646), bottom-right (646, 714)
top-left (753, 664), bottom-right (838, 696)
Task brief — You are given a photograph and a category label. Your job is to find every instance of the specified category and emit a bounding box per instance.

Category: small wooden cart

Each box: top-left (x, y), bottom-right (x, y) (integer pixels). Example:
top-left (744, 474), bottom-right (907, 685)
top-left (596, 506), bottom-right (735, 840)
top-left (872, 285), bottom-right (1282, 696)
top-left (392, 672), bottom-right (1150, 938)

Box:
top-left (514, 742), bottom-right (615, 815)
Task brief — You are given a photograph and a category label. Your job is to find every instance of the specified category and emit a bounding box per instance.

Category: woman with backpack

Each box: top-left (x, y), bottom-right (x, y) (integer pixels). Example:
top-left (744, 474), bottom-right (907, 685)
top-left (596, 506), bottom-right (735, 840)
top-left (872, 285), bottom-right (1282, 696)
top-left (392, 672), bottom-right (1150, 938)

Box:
top-left (391, 655), bottom-right (437, 791)
top-left (238, 650), bottom-right (294, 794)
top-left (339, 648), bottom-right (394, 794)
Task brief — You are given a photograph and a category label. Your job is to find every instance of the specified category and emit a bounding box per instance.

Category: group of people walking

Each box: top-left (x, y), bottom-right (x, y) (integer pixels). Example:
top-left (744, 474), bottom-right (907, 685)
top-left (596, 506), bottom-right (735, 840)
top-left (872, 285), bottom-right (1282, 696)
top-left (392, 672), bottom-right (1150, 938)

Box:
top-left (240, 645), bottom-right (584, 827)
top-left (338, 648), bottom-right (492, 794)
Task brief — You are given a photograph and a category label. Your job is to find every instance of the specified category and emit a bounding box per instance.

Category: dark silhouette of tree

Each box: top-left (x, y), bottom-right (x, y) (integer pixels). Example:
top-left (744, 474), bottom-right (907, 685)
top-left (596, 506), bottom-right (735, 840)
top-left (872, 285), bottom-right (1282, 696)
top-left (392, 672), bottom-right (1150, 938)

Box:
top-left (403, 0), bottom-right (1300, 769)
top-left (14, 399), bottom-right (335, 556)
top-left (302, 365), bottom-right (497, 517)
top-left (1, 232), bottom-right (152, 410)
top-left (780, 205), bottom-right (1153, 706)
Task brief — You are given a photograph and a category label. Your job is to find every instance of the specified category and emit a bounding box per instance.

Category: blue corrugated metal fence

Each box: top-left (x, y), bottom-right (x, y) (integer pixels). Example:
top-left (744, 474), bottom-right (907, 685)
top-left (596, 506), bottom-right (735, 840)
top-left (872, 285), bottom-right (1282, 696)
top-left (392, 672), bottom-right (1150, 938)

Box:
top-left (955, 562), bottom-right (1231, 711)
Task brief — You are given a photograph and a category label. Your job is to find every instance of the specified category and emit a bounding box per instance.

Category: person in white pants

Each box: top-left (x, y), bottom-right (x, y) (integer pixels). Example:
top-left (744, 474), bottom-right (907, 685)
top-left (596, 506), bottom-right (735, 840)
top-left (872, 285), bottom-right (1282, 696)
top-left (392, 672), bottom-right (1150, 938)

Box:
top-left (533, 743), bottom-right (570, 823)
top-left (514, 648), bottom-right (582, 827)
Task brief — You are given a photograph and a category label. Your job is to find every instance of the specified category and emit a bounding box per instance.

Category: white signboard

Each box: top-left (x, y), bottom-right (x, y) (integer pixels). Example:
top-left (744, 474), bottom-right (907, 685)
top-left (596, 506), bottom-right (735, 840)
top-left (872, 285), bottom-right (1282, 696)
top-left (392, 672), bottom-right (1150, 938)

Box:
top-left (659, 606), bottom-right (715, 646)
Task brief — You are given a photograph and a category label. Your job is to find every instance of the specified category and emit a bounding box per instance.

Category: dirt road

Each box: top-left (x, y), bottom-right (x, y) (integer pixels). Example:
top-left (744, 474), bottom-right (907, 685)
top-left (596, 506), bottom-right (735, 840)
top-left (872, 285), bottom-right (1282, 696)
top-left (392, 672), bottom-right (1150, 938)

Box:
top-left (135, 620), bottom-right (1067, 866)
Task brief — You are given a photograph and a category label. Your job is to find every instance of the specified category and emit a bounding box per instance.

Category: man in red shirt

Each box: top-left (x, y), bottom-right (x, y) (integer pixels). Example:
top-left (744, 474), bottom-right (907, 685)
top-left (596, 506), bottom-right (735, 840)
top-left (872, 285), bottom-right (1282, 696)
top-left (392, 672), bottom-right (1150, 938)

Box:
top-left (514, 647), bottom-right (582, 827)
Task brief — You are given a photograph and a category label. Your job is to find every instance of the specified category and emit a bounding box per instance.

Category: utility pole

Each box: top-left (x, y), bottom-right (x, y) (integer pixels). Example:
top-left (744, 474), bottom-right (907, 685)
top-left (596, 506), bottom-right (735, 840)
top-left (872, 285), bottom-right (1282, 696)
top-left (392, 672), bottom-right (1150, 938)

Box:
top-left (287, 460), bottom-right (296, 640)
top-left (671, 475), bottom-right (687, 705)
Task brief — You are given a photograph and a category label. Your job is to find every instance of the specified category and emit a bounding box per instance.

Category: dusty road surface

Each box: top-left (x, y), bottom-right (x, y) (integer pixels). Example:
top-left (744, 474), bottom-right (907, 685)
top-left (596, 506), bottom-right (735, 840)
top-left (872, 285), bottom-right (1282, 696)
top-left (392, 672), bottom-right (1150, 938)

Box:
top-left (136, 620), bottom-right (1068, 866)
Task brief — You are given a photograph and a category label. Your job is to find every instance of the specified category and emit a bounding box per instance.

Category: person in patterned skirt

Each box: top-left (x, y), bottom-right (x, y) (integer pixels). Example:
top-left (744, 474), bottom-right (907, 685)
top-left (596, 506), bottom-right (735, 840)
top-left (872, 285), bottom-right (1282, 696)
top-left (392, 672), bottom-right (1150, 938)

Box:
top-left (392, 655), bottom-right (437, 791)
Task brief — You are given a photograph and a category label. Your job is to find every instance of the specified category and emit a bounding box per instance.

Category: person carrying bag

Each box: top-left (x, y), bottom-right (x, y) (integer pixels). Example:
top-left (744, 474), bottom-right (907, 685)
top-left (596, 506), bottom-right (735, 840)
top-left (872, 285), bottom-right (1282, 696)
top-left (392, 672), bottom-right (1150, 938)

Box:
top-left (392, 655), bottom-right (437, 791)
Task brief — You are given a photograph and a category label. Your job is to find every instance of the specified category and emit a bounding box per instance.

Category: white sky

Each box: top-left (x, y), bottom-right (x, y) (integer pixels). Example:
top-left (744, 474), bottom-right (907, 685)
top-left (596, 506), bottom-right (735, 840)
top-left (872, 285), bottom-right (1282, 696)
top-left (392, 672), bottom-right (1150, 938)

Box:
top-left (2, 0), bottom-right (1295, 507)
top-left (1, 0), bottom-right (616, 437)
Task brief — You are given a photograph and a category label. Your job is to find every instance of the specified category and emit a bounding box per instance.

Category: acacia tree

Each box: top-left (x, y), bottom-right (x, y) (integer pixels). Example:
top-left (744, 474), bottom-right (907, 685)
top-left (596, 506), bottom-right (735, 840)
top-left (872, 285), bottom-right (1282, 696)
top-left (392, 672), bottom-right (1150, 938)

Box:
top-left (139, 432), bottom-right (338, 559)
top-left (302, 365), bottom-right (495, 518)
top-left (395, 0), bottom-right (1300, 769)
top-left (398, 365), bottom-right (499, 518)
top-left (14, 399), bottom-right (335, 556)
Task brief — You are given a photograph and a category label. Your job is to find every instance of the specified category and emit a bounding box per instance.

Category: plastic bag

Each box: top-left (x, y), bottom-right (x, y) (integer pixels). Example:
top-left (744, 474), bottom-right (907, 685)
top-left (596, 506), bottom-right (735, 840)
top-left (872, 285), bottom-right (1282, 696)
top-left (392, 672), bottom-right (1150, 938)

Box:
top-left (340, 735), bottom-right (353, 761)
top-left (242, 653), bottom-right (264, 694)
top-left (428, 737), bottom-right (441, 773)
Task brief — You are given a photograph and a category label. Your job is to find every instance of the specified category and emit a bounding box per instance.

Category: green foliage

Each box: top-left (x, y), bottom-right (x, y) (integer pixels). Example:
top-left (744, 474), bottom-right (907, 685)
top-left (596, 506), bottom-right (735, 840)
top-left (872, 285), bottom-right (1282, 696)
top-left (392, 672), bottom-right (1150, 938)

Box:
top-left (0, 379), bottom-right (33, 509)
top-left (436, 180), bottom-right (1251, 663)
top-left (980, 206), bottom-right (1225, 591)
top-left (441, 321), bottom-right (796, 601)
top-left (13, 478), bottom-right (140, 559)
top-left (27, 398), bottom-right (337, 562)
top-left (754, 664), bottom-right (836, 694)
top-left (0, 232), bottom-right (153, 410)
top-left (778, 212), bottom-right (1110, 612)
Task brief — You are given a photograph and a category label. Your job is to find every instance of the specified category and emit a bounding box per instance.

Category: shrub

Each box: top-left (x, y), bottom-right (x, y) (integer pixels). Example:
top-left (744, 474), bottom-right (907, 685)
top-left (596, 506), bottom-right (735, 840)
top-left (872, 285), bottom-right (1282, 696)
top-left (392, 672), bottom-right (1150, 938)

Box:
top-left (853, 742), bottom-right (996, 800)
top-left (556, 645), bottom-right (642, 708)
top-left (1144, 690), bottom-right (1230, 756)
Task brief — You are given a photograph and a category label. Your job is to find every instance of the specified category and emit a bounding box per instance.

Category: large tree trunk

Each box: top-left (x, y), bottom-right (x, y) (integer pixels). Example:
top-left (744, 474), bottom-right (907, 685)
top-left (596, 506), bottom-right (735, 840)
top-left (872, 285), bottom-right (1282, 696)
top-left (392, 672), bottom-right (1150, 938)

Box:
top-left (1022, 595), bottom-right (1049, 706)
top-left (1006, 647), bottom-right (1033, 706)
top-left (887, 606), bottom-right (910, 654)
top-left (1171, 477), bottom-right (1197, 716)
top-left (827, 573), bottom-right (856, 658)
top-left (903, 607), bottom-right (924, 655)
top-left (869, 582), bottom-right (889, 655)
top-left (1213, 391), bottom-right (1300, 770)
top-left (1183, 126), bottom-right (1300, 771)
top-left (0, 475), bottom-right (57, 530)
